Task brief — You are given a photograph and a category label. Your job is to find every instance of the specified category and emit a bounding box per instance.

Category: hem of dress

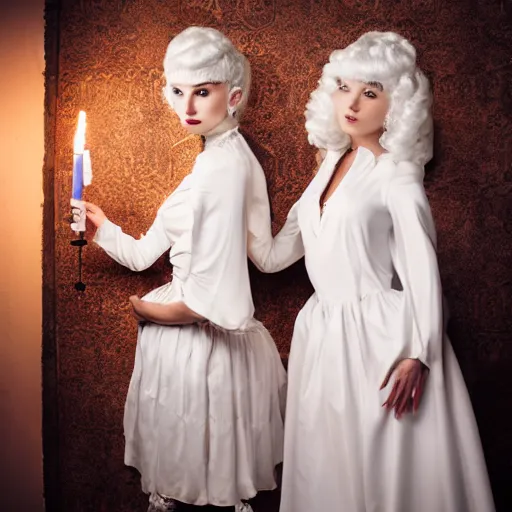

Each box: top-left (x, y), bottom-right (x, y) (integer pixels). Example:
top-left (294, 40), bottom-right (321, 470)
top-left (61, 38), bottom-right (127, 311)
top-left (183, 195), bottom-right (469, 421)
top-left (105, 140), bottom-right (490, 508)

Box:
top-left (125, 461), bottom-right (280, 507)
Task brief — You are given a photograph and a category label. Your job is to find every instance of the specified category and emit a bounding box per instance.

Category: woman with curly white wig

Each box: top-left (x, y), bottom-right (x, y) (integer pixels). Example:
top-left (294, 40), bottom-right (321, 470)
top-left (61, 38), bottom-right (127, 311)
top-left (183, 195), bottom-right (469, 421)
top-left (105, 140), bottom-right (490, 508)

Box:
top-left (249, 31), bottom-right (495, 511)
top-left (78, 27), bottom-right (286, 512)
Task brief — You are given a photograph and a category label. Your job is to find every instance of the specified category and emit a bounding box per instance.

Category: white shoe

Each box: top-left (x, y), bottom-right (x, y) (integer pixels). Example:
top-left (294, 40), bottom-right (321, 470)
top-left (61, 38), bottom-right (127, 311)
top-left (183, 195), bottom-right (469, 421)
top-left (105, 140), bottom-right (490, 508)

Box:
top-left (147, 493), bottom-right (178, 511)
top-left (235, 502), bottom-right (253, 512)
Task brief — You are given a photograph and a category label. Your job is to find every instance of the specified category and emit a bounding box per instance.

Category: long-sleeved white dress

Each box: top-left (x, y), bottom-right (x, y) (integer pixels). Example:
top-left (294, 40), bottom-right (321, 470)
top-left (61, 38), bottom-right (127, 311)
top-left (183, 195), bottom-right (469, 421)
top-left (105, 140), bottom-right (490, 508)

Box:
top-left (94, 126), bottom-right (286, 507)
top-left (249, 147), bottom-right (495, 512)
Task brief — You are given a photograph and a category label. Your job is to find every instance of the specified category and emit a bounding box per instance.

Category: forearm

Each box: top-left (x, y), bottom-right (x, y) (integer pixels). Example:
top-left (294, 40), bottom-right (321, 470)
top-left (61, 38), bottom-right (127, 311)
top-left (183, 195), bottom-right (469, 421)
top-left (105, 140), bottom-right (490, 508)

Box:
top-left (136, 300), bottom-right (205, 325)
top-left (248, 202), bottom-right (304, 273)
top-left (387, 163), bottom-right (443, 368)
top-left (94, 218), bottom-right (170, 272)
top-left (249, 234), bottom-right (303, 273)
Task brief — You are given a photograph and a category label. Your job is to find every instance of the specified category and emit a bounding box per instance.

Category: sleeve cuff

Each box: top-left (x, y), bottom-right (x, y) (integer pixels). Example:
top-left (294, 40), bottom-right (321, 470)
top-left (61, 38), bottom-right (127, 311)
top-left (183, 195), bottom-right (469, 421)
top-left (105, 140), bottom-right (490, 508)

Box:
top-left (410, 353), bottom-right (430, 370)
top-left (182, 282), bottom-right (252, 331)
top-left (93, 218), bottom-right (118, 247)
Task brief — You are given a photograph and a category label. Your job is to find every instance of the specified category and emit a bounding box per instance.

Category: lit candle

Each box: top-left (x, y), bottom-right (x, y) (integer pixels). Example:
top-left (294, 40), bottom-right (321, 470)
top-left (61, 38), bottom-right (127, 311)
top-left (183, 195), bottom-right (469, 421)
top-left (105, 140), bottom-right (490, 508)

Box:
top-left (72, 111), bottom-right (86, 200)
top-left (70, 111), bottom-right (92, 233)
top-left (70, 111), bottom-right (92, 291)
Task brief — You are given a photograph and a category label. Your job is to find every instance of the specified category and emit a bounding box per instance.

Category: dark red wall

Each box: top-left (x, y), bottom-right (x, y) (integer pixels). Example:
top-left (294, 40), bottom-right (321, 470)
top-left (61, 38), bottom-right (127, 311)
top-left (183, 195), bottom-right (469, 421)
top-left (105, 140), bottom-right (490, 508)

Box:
top-left (44, 1), bottom-right (512, 510)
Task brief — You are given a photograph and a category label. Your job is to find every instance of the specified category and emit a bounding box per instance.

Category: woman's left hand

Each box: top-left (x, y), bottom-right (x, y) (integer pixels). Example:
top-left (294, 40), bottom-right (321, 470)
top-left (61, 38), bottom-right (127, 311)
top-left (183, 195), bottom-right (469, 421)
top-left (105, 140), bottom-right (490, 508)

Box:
top-left (380, 358), bottom-right (429, 419)
top-left (129, 295), bottom-right (148, 322)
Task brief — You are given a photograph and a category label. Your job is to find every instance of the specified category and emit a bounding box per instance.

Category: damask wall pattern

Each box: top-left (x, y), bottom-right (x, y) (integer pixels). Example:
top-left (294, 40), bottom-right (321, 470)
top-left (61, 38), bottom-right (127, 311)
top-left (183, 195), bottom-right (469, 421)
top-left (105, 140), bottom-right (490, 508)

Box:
top-left (44, 1), bottom-right (512, 510)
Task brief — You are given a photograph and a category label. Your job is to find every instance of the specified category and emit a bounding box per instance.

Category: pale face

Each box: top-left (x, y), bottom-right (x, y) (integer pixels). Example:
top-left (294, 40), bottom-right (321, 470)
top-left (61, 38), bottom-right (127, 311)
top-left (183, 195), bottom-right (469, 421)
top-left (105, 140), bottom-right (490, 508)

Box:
top-left (170, 82), bottom-right (230, 135)
top-left (331, 78), bottom-right (390, 142)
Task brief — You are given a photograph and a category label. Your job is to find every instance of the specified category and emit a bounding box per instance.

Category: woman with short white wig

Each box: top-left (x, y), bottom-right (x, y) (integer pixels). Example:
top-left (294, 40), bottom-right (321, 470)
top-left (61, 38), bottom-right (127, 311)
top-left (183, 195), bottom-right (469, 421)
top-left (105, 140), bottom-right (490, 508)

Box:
top-left (79, 27), bottom-right (286, 512)
top-left (249, 31), bottom-right (495, 512)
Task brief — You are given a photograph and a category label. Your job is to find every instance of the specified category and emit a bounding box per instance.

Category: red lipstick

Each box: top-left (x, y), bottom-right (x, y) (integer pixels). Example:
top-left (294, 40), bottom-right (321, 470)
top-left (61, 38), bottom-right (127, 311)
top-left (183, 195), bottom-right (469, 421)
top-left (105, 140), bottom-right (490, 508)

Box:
top-left (186, 119), bottom-right (201, 125)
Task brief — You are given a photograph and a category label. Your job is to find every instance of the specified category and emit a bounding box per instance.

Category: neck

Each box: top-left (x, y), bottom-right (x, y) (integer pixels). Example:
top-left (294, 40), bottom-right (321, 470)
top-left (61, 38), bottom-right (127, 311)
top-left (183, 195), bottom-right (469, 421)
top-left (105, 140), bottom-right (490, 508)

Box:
top-left (204, 115), bottom-right (238, 139)
top-left (349, 135), bottom-right (386, 157)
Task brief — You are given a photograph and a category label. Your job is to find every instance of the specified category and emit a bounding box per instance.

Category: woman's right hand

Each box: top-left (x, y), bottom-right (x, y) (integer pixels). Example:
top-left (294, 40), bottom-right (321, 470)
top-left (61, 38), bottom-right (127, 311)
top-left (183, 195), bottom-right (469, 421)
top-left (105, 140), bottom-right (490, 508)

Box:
top-left (82, 201), bottom-right (107, 228)
top-left (380, 358), bottom-right (429, 419)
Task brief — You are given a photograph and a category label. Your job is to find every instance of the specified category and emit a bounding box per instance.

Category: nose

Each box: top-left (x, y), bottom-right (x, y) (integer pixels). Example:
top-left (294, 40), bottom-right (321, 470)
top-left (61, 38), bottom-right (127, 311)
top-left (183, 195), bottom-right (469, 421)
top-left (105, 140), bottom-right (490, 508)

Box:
top-left (185, 94), bottom-right (196, 116)
top-left (348, 93), bottom-right (360, 113)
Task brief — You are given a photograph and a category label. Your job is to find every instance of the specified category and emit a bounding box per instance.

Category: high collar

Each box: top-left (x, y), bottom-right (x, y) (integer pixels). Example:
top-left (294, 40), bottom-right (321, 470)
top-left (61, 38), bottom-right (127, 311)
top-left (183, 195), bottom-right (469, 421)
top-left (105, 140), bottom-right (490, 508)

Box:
top-left (349, 146), bottom-right (391, 165)
top-left (203, 115), bottom-right (239, 144)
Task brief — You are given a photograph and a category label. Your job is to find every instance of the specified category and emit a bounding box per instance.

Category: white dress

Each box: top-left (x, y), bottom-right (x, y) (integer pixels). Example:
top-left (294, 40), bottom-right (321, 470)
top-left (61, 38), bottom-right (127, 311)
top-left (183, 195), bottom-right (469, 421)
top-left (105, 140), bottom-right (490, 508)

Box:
top-left (249, 148), bottom-right (495, 512)
top-left (94, 127), bottom-right (287, 507)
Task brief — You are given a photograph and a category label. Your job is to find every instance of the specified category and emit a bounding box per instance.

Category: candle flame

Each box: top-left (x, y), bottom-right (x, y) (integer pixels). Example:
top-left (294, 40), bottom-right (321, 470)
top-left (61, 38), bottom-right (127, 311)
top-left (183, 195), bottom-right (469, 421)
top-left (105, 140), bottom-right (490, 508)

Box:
top-left (73, 111), bottom-right (87, 154)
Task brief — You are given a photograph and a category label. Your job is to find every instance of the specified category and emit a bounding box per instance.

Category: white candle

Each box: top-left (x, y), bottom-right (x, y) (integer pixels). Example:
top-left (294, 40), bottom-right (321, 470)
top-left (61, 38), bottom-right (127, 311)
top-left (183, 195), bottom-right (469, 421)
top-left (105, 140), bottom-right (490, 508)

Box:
top-left (71, 111), bottom-right (86, 200)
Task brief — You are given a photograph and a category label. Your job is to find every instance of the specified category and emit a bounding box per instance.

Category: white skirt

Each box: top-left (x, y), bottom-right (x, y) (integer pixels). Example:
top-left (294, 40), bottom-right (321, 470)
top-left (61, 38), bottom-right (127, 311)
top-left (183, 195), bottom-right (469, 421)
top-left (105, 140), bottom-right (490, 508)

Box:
top-left (123, 281), bottom-right (287, 507)
top-left (280, 290), bottom-right (495, 512)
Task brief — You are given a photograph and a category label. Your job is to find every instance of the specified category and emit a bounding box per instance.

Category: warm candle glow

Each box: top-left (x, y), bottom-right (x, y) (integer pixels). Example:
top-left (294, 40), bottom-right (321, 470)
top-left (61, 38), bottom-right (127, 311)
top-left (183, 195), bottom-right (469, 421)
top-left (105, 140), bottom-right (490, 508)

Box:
top-left (71, 110), bottom-right (87, 201)
top-left (73, 110), bottom-right (86, 154)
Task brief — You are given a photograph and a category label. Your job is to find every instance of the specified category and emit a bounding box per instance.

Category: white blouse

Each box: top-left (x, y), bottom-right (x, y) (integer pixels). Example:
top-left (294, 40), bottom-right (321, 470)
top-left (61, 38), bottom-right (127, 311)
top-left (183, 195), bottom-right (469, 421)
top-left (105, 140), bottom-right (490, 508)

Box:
top-left (248, 148), bottom-right (443, 368)
top-left (94, 127), bottom-right (274, 331)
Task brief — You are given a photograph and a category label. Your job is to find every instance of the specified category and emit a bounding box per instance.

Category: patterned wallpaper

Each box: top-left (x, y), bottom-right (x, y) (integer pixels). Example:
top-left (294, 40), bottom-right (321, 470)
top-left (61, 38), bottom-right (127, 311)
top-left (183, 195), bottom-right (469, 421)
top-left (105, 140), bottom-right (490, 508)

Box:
top-left (44, 1), bottom-right (512, 510)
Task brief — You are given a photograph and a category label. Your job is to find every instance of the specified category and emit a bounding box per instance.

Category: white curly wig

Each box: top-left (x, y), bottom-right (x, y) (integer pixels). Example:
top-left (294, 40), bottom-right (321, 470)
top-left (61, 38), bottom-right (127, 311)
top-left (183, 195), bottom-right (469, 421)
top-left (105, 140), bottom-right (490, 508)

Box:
top-left (162, 26), bottom-right (251, 119)
top-left (305, 31), bottom-right (433, 166)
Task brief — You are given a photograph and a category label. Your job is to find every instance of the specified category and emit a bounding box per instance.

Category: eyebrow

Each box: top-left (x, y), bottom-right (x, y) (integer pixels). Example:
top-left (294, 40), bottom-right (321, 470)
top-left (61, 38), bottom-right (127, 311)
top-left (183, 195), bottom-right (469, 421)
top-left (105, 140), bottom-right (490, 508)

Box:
top-left (336, 78), bottom-right (384, 92)
top-left (192, 81), bottom-right (222, 87)
top-left (170, 81), bottom-right (222, 89)
top-left (364, 81), bottom-right (384, 91)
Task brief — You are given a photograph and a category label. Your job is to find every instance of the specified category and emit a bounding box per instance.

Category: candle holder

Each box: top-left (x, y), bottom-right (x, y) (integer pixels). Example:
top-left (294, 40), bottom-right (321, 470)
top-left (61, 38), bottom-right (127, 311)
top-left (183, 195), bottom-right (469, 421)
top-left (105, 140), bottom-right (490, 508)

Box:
top-left (70, 111), bottom-right (91, 292)
top-left (70, 232), bottom-right (87, 291)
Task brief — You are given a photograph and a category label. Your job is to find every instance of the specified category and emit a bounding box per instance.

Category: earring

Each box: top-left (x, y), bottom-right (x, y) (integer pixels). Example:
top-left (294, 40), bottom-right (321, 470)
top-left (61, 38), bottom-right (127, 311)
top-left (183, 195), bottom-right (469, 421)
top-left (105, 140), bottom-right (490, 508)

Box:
top-left (228, 105), bottom-right (236, 117)
top-left (383, 114), bottom-right (390, 132)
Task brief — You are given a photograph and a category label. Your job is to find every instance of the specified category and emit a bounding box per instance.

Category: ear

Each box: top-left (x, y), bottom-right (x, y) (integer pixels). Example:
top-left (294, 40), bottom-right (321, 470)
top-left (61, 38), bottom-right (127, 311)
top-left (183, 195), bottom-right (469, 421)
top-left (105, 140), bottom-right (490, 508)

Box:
top-left (228, 87), bottom-right (243, 108)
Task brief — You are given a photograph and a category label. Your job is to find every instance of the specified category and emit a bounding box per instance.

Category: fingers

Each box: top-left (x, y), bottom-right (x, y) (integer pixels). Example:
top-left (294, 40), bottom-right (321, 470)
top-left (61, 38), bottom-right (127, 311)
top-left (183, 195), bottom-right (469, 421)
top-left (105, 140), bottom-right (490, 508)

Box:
top-left (70, 207), bottom-right (82, 222)
top-left (80, 202), bottom-right (106, 228)
top-left (71, 209), bottom-right (82, 223)
top-left (83, 202), bottom-right (102, 219)
top-left (70, 202), bottom-right (85, 227)
top-left (83, 201), bottom-right (97, 212)
top-left (84, 210), bottom-right (97, 222)
top-left (413, 368), bottom-right (429, 413)
top-left (383, 362), bottom-right (429, 420)
top-left (129, 296), bottom-right (148, 322)
top-left (391, 378), bottom-right (407, 409)
top-left (382, 377), bottom-right (401, 409)
top-left (129, 296), bottom-right (143, 314)
top-left (395, 379), bottom-right (415, 419)
top-left (380, 365), bottom-right (395, 390)
top-left (381, 360), bottom-right (418, 418)
top-left (395, 396), bottom-right (412, 420)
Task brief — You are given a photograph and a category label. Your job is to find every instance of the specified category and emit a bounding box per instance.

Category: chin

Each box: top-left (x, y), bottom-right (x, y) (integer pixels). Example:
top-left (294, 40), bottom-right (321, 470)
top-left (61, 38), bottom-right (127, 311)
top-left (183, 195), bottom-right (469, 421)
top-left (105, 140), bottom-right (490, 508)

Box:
top-left (182, 123), bottom-right (206, 135)
top-left (339, 123), bottom-right (360, 136)
top-left (340, 122), bottom-right (377, 139)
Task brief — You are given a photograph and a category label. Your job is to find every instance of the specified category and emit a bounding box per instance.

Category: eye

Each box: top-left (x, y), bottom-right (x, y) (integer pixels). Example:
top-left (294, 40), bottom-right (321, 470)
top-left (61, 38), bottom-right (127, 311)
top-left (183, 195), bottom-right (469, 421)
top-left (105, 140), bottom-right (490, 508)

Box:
top-left (171, 87), bottom-right (182, 96)
top-left (364, 90), bottom-right (377, 99)
top-left (195, 89), bottom-right (209, 97)
top-left (336, 80), bottom-right (349, 92)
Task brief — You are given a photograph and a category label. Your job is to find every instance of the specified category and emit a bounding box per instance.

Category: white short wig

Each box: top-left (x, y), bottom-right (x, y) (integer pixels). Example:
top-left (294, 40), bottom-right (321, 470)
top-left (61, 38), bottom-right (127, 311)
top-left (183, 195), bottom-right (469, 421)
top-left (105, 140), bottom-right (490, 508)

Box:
top-left (163, 26), bottom-right (251, 119)
top-left (305, 31), bottom-right (433, 166)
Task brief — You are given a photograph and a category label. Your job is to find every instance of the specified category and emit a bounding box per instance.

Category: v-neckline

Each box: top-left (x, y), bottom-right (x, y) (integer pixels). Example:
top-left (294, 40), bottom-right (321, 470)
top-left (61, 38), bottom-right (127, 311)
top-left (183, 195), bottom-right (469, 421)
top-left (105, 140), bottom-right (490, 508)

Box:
top-left (319, 149), bottom-right (360, 217)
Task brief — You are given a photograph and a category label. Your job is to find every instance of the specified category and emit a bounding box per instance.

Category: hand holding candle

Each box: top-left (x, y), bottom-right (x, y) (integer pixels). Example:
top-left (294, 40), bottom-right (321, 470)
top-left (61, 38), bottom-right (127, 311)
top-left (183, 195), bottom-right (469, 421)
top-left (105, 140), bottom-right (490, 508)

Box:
top-left (70, 111), bottom-right (92, 232)
top-left (69, 110), bottom-right (92, 291)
